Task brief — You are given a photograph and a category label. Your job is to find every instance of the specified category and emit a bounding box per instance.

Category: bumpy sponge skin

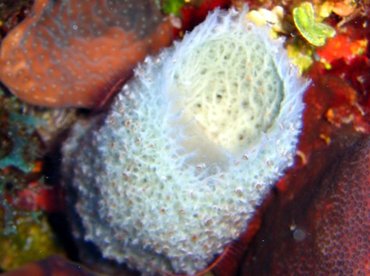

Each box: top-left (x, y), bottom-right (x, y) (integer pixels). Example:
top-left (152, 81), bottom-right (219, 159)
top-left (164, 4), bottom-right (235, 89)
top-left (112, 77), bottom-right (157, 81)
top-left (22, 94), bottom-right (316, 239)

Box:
top-left (62, 8), bottom-right (309, 275)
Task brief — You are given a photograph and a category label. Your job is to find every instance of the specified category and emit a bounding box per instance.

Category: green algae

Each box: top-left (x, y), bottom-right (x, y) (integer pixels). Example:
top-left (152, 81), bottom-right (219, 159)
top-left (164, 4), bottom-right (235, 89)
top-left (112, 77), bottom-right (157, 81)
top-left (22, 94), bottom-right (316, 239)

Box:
top-left (161, 0), bottom-right (185, 16)
top-left (0, 214), bottom-right (62, 270)
top-left (293, 2), bottom-right (336, 47)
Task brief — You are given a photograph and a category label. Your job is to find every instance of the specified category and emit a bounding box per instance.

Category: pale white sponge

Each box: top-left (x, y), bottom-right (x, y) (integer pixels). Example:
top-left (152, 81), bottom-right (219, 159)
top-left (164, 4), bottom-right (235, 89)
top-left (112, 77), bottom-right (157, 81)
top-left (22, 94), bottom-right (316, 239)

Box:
top-left (62, 7), bottom-right (309, 275)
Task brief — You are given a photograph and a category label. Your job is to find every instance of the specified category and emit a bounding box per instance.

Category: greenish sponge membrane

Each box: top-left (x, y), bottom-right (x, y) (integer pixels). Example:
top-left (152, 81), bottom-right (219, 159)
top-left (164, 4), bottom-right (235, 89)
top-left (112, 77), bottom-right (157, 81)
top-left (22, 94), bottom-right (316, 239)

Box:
top-left (62, 7), bottom-right (309, 275)
top-left (169, 30), bottom-right (283, 159)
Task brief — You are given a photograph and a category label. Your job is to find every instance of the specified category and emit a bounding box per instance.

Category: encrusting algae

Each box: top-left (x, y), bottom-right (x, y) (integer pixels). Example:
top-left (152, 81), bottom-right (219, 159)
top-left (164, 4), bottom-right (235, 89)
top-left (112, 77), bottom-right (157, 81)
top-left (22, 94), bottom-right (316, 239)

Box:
top-left (62, 7), bottom-right (309, 275)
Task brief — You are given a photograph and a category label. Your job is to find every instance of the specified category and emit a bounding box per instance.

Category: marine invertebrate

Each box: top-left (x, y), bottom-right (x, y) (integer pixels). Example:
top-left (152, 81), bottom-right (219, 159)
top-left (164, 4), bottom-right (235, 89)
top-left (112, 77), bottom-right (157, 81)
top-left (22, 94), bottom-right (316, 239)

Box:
top-left (62, 8), bottom-right (309, 274)
top-left (0, 0), bottom-right (173, 108)
top-left (308, 138), bottom-right (369, 274)
top-left (242, 136), bottom-right (369, 275)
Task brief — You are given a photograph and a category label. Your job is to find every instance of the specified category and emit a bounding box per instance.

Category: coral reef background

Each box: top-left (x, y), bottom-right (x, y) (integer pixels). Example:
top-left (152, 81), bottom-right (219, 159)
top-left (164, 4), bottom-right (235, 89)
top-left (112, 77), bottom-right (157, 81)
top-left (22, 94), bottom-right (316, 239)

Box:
top-left (0, 0), bottom-right (369, 275)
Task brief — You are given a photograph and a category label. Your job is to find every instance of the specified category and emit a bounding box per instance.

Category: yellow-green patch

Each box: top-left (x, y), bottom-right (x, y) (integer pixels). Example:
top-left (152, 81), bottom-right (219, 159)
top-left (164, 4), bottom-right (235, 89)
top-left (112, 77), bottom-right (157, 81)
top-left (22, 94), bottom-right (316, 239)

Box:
top-left (293, 2), bottom-right (336, 47)
top-left (0, 214), bottom-right (62, 270)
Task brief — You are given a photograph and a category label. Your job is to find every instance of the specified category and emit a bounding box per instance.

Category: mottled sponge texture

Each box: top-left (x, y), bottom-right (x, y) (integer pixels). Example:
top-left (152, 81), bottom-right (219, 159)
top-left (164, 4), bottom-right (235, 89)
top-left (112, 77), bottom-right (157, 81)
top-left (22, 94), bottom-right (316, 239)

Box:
top-left (0, 0), bottom-right (173, 108)
top-left (62, 8), bottom-right (309, 275)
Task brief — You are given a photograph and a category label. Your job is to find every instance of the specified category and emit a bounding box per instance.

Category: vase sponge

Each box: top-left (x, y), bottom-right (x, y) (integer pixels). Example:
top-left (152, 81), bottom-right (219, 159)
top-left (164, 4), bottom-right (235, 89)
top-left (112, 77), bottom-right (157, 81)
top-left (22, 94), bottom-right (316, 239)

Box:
top-left (62, 7), bottom-right (309, 275)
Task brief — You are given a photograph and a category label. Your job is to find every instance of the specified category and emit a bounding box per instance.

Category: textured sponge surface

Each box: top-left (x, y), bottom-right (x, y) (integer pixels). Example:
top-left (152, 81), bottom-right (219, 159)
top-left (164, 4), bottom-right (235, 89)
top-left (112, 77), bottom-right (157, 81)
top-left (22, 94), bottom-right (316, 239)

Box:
top-left (169, 27), bottom-right (283, 156)
top-left (63, 8), bottom-right (309, 275)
